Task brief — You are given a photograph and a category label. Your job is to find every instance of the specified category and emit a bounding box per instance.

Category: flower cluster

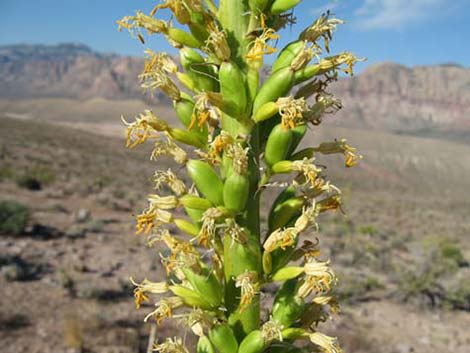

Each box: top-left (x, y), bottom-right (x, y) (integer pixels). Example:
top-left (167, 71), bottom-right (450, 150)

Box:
top-left (118, 1), bottom-right (363, 352)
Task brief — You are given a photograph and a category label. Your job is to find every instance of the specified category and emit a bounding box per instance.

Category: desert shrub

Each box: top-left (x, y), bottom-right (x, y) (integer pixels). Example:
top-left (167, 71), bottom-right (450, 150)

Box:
top-left (439, 241), bottom-right (466, 267)
top-left (445, 281), bottom-right (470, 310)
top-left (0, 166), bottom-right (14, 182)
top-left (396, 245), bottom-right (459, 307)
top-left (86, 219), bottom-right (105, 233)
top-left (337, 272), bottom-right (384, 303)
top-left (16, 166), bottom-right (56, 190)
top-left (359, 224), bottom-right (379, 236)
top-left (0, 200), bottom-right (30, 235)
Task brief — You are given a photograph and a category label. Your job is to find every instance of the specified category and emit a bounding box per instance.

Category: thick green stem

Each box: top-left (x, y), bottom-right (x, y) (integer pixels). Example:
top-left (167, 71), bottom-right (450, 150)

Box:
top-left (218, 0), bottom-right (250, 66)
top-left (223, 124), bottom-right (262, 340)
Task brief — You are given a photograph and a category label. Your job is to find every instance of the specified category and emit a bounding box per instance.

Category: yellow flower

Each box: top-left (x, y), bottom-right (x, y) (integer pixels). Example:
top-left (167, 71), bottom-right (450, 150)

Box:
top-left (139, 66), bottom-right (180, 100)
top-left (246, 17), bottom-right (279, 69)
top-left (225, 143), bottom-right (249, 175)
top-left (143, 49), bottom-right (178, 74)
top-left (130, 278), bottom-right (169, 309)
top-left (135, 208), bottom-right (173, 235)
top-left (144, 297), bottom-right (184, 325)
top-left (197, 207), bottom-right (224, 247)
top-left (300, 12), bottom-right (345, 52)
top-left (264, 227), bottom-right (299, 253)
top-left (277, 96), bottom-right (308, 130)
top-left (290, 42), bottom-right (317, 71)
top-left (204, 26), bottom-right (231, 61)
top-left (177, 309), bottom-right (216, 337)
top-left (294, 202), bottom-right (319, 232)
top-left (304, 179), bottom-right (340, 199)
top-left (209, 131), bottom-right (234, 155)
top-left (191, 93), bottom-right (221, 131)
top-left (298, 259), bottom-right (337, 298)
top-left (151, 0), bottom-right (191, 24)
top-left (261, 318), bottom-right (284, 343)
top-left (313, 296), bottom-right (340, 314)
top-left (315, 139), bottom-right (362, 168)
top-left (117, 11), bottom-right (168, 37)
top-left (122, 110), bottom-right (169, 148)
top-left (304, 93), bottom-right (342, 125)
top-left (148, 194), bottom-right (179, 210)
top-left (235, 271), bottom-right (259, 312)
top-left (152, 231), bottom-right (200, 275)
top-left (151, 134), bottom-right (188, 164)
top-left (309, 332), bottom-right (342, 353)
top-left (153, 169), bottom-right (187, 196)
top-left (225, 219), bottom-right (248, 245)
top-left (316, 194), bottom-right (342, 213)
top-left (319, 52), bottom-right (364, 76)
top-left (291, 158), bottom-right (322, 187)
top-left (153, 337), bottom-right (189, 353)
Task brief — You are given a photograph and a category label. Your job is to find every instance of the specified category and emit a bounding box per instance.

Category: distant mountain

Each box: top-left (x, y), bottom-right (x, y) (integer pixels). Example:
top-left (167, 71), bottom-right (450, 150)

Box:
top-left (0, 43), bottom-right (107, 62)
top-left (1, 43), bottom-right (469, 141)
top-left (0, 43), bottom-right (152, 101)
top-left (330, 62), bottom-right (470, 140)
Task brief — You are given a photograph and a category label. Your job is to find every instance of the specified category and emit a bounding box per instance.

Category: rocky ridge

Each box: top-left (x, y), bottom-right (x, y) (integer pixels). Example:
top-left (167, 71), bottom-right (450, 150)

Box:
top-left (1, 43), bottom-right (469, 140)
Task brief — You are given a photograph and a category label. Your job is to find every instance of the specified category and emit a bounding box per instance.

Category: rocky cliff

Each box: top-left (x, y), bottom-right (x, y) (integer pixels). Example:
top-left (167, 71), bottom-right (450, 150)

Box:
top-left (0, 43), bottom-right (148, 100)
top-left (1, 43), bottom-right (469, 141)
top-left (330, 62), bottom-right (470, 139)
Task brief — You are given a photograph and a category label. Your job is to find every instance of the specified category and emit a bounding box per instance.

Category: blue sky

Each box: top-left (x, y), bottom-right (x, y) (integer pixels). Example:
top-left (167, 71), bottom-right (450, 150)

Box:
top-left (0, 0), bottom-right (468, 70)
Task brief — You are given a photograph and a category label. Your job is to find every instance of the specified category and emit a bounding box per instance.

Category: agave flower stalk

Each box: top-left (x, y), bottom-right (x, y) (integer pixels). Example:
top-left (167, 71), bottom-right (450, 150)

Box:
top-left (119, 1), bottom-right (363, 352)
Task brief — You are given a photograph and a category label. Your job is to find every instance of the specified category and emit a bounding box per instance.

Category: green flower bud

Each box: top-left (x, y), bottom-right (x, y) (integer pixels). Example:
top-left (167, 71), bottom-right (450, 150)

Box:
top-left (219, 61), bottom-right (248, 118)
top-left (272, 40), bottom-right (307, 73)
top-left (265, 124), bottom-right (293, 167)
top-left (209, 324), bottom-right (239, 353)
top-left (174, 218), bottom-right (199, 236)
top-left (253, 67), bottom-right (294, 114)
top-left (223, 172), bottom-right (250, 212)
top-left (270, 0), bottom-right (302, 15)
top-left (168, 27), bottom-right (202, 48)
top-left (187, 160), bottom-right (224, 205)
top-left (271, 266), bottom-right (304, 282)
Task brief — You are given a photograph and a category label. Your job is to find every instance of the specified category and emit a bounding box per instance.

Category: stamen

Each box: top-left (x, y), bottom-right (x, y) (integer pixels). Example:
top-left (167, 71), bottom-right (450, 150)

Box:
top-left (300, 12), bottom-right (345, 52)
top-left (153, 169), bottom-right (187, 196)
top-left (235, 271), bottom-right (259, 312)
top-left (144, 297), bottom-right (184, 325)
top-left (204, 27), bottom-right (231, 61)
top-left (130, 278), bottom-right (169, 309)
top-left (277, 96), bottom-right (308, 130)
top-left (153, 336), bottom-right (189, 353)
top-left (122, 111), bottom-right (169, 148)
top-left (264, 227), bottom-right (299, 253)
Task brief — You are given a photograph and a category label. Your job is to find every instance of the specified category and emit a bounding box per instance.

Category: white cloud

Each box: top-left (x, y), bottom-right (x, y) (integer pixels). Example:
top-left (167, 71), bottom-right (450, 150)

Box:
top-left (354, 0), bottom-right (446, 30)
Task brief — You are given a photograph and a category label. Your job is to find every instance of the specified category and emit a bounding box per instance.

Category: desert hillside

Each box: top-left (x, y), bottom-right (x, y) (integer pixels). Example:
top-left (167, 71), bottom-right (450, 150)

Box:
top-left (1, 117), bottom-right (469, 353)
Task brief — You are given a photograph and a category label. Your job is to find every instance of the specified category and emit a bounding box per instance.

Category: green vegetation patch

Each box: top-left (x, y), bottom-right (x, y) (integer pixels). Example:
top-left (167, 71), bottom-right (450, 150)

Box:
top-left (0, 200), bottom-right (30, 235)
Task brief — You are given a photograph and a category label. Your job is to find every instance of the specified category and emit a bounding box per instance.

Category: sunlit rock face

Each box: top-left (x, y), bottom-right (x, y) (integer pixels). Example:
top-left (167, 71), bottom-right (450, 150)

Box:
top-left (330, 62), bottom-right (470, 139)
